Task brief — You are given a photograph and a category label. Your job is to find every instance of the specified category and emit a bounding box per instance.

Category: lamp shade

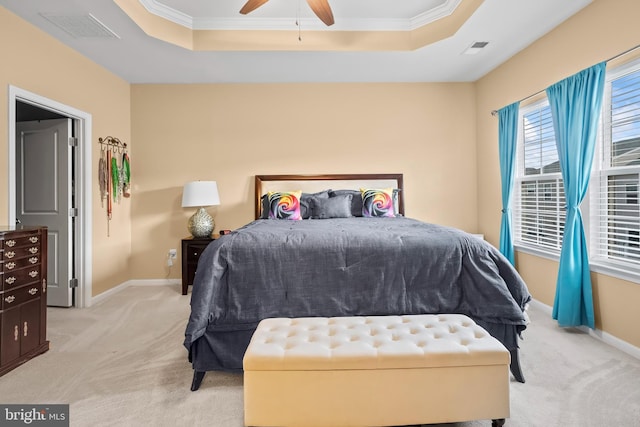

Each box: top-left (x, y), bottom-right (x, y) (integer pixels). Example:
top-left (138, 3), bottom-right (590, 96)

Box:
top-left (181, 181), bottom-right (220, 207)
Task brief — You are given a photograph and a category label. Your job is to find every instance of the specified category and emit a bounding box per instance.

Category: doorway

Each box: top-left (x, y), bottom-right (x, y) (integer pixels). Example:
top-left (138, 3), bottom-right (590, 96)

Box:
top-left (8, 86), bottom-right (93, 308)
top-left (17, 117), bottom-right (74, 307)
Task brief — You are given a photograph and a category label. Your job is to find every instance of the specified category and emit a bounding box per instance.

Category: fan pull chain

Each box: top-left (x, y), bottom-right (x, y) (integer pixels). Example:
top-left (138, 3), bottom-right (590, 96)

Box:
top-left (296, 0), bottom-right (302, 41)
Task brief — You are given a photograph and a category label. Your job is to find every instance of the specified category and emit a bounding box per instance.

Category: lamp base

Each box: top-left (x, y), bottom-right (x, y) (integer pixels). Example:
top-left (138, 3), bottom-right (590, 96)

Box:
top-left (188, 207), bottom-right (214, 238)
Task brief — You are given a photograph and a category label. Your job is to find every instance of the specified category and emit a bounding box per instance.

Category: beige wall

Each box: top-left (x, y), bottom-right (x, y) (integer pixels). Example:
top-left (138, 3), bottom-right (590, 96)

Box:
top-left (0, 8), bottom-right (132, 296)
top-left (130, 83), bottom-right (478, 279)
top-left (1, 6), bottom-right (478, 296)
top-left (476, 0), bottom-right (640, 347)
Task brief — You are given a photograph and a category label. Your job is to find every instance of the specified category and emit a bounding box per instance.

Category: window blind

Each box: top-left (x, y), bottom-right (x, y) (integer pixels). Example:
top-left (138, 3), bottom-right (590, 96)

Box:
top-left (592, 65), bottom-right (640, 266)
top-left (514, 102), bottom-right (565, 251)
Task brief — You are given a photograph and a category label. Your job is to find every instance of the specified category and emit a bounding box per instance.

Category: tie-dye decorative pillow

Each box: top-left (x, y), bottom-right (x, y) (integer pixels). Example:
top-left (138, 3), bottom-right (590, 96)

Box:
top-left (360, 188), bottom-right (396, 218)
top-left (267, 191), bottom-right (302, 220)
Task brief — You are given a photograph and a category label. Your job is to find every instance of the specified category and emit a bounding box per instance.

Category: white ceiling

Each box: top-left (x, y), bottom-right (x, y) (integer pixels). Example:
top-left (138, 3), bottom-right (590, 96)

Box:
top-left (0, 0), bottom-right (593, 84)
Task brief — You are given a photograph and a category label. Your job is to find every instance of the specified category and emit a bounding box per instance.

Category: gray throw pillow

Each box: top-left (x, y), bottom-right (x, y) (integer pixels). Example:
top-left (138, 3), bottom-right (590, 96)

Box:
top-left (329, 189), bottom-right (362, 217)
top-left (311, 194), bottom-right (353, 219)
top-left (300, 190), bottom-right (331, 219)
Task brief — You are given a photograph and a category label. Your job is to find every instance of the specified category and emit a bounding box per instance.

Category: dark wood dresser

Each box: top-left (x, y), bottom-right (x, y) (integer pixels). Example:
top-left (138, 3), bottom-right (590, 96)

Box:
top-left (0, 226), bottom-right (49, 376)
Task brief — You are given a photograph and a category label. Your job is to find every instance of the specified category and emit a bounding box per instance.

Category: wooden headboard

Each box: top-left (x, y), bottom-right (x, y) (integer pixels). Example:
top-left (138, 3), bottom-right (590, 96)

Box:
top-left (255, 173), bottom-right (404, 219)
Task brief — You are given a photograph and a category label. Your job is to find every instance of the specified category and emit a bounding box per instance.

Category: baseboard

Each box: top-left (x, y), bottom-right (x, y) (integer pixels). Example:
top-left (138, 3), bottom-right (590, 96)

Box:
top-left (91, 279), bottom-right (180, 306)
top-left (530, 299), bottom-right (640, 360)
top-left (529, 299), bottom-right (553, 316)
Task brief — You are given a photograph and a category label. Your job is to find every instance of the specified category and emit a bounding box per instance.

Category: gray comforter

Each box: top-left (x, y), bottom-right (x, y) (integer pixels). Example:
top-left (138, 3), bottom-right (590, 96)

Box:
top-left (184, 217), bottom-right (531, 372)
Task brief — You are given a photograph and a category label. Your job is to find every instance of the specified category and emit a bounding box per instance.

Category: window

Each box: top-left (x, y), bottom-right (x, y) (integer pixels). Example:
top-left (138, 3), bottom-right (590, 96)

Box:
top-left (510, 58), bottom-right (640, 281)
top-left (514, 101), bottom-right (565, 253)
top-left (591, 61), bottom-right (640, 271)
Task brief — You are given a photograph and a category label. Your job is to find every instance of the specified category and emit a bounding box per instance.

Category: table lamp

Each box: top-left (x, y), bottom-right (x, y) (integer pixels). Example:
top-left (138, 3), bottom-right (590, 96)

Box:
top-left (181, 181), bottom-right (220, 238)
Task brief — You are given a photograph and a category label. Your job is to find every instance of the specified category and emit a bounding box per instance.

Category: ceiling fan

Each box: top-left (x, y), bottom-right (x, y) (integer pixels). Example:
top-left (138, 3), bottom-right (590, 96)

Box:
top-left (240, 0), bottom-right (335, 26)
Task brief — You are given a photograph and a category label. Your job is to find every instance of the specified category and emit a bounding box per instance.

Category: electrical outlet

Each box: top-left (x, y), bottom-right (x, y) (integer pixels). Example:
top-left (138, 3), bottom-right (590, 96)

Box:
top-left (168, 249), bottom-right (177, 259)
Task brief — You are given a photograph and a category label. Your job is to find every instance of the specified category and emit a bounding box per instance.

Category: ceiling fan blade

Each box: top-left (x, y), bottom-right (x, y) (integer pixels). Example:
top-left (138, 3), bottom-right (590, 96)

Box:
top-left (306, 0), bottom-right (335, 26)
top-left (240, 0), bottom-right (270, 15)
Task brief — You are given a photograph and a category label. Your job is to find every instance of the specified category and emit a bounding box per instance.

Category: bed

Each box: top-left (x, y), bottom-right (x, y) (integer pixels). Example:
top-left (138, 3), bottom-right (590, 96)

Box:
top-left (184, 173), bottom-right (531, 391)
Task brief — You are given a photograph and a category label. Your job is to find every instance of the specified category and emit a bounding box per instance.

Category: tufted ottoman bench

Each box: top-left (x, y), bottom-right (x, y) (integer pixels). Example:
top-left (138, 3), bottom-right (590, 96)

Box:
top-left (243, 314), bottom-right (510, 427)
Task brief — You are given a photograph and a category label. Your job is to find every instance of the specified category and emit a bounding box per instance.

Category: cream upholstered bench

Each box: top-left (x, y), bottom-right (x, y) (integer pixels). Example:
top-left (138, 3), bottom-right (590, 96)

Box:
top-left (243, 314), bottom-right (510, 427)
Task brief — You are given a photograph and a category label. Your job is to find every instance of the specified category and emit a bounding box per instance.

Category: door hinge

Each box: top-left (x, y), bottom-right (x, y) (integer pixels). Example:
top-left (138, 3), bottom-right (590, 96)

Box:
top-left (69, 208), bottom-right (78, 217)
top-left (69, 137), bottom-right (78, 147)
top-left (69, 278), bottom-right (78, 288)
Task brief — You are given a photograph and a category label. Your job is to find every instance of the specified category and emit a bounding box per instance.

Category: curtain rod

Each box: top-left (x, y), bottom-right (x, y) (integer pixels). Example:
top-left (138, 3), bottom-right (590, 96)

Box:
top-left (490, 43), bottom-right (640, 117)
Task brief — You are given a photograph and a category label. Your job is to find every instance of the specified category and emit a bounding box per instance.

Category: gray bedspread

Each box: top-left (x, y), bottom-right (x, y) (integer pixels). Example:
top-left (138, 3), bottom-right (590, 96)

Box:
top-left (184, 217), bottom-right (531, 372)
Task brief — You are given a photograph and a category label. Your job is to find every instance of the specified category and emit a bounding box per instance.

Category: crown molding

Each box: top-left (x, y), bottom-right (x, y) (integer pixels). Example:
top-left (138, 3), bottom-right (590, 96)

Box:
top-left (139, 0), bottom-right (193, 27)
top-left (138, 0), bottom-right (462, 31)
top-left (410, 0), bottom-right (461, 30)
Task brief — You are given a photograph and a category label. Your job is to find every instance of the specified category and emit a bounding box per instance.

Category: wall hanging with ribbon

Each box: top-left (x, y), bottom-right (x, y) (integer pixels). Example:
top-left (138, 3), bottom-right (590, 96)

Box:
top-left (98, 136), bottom-right (131, 236)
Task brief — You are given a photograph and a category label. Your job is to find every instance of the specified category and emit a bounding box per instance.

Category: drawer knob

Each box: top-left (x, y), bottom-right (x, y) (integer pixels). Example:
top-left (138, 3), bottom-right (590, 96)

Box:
top-left (29, 236), bottom-right (39, 243)
top-left (29, 270), bottom-right (39, 278)
top-left (6, 239), bottom-right (16, 247)
top-left (6, 262), bottom-right (16, 270)
top-left (24, 321), bottom-right (28, 337)
top-left (28, 287), bottom-right (38, 295)
top-left (5, 276), bottom-right (16, 285)
top-left (4, 295), bottom-right (15, 304)
top-left (29, 247), bottom-right (39, 254)
top-left (43, 278), bottom-right (47, 293)
top-left (29, 257), bottom-right (38, 264)
top-left (5, 251), bottom-right (15, 259)
top-left (14, 325), bottom-right (19, 341)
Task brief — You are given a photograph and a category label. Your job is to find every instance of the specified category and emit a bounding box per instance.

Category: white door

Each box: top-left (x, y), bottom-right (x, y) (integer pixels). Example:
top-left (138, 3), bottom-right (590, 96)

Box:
top-left (16, 119), bottom-right (74, 307)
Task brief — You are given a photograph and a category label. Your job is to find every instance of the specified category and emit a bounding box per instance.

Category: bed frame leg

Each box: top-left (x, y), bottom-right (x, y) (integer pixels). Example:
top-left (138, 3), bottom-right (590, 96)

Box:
top-left (191, 370), bottom-right (206, 391)
top-left (509, 348), bottom-right (525, 383)
top-left (492, 419), bottom-right (505, 427)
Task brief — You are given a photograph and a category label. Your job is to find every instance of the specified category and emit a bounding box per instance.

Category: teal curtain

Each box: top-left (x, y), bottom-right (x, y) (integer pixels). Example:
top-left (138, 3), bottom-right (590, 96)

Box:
top-left (546, 62), bottom-right (606, 328)
top-left (498, 102), bottom-right (520, 265)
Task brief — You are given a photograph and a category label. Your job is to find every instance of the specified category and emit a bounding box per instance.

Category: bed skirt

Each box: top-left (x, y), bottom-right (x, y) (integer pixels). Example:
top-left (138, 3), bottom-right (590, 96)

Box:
top-left (189, 319), bottom-right (524, 374)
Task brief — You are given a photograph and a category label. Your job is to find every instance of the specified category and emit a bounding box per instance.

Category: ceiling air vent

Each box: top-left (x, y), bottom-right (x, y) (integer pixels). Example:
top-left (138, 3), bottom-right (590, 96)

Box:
top-left (40, 13), bottom-right (120, 38)
top-left (462, 41), bottom-right (489, 55)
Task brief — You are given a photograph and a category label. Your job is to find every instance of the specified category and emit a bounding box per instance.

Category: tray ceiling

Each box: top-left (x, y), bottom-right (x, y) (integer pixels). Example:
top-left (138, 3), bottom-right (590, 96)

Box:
top-left (0, 0), bottom-right (593, 83)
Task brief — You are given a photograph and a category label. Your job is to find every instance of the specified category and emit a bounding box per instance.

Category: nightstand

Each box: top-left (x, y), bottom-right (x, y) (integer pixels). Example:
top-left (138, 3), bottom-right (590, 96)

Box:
top-left (181, 236), bottom-right (215, 295)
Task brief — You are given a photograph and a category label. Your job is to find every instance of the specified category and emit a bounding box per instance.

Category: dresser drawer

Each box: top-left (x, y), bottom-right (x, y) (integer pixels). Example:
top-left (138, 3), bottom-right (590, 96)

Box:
top-left (0, 284), bottom-right (41, 310)
top-left (2, 245), bottom-right (40, 262)
top-left (185, 243), bottom-right (209, 261)
top-left (2, 265), bottom-right (42, 291)
top-left (1, 233), bottom-right (40, 251)
top-left (1, 255), bottom-right (40, 274)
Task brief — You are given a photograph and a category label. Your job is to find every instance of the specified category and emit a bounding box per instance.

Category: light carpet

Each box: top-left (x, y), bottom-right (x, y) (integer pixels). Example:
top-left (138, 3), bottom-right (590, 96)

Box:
top-left (0, 285), bottom-right (638, 426)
